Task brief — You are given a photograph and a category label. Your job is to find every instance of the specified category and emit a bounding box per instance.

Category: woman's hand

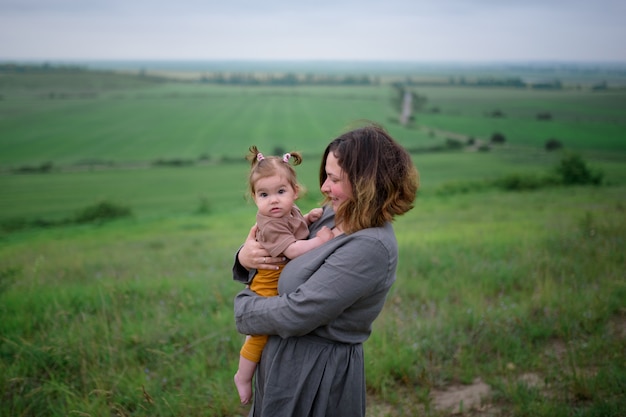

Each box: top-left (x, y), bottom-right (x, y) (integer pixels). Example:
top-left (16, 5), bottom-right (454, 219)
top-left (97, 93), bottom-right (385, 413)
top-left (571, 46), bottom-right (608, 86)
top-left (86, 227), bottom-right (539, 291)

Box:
top-left (238, 224), bottom-right (286, 270)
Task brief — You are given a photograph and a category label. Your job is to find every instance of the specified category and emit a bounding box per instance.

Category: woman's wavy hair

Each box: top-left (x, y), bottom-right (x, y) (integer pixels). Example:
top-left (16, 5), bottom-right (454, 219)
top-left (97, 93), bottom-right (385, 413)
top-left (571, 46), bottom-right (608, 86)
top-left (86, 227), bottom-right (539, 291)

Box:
top-left (246, 145), bottom-right (303, 197)
top-left (319, 124), bottom-right (419, 234)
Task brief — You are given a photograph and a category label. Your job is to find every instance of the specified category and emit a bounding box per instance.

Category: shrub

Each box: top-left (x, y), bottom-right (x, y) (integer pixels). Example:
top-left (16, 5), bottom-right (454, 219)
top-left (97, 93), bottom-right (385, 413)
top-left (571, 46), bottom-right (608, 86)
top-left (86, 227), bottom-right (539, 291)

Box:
top-left (196, 196), bottom-right (212, 214)
top-left (1, 202), bottom-right (131, 233)
top-left (494, 174), bottom-right (545, 191)
top-left (434, 180), bottom-right (490, 196)
top-left (152, 158), bottom-right (194, 167)
top-left (1, 217), bottom-right (32, 233)
top-left (445, 138), bottom-right (464, 149)
top-left (272, 146), bottom-right (286, 156)
top-left (74, 201), bottom-right (132, 224)
top-left (537, 112), bottom-right (553, 121)
top-left (545, 138), bottom-right (563, 151)
top-left (553, 153), bottom-right (603, 185)
top-left (490, 132), bottom-right (506, 144)
top-left (12, 161), bottom-right (54, 174)
top-left (0, 217), bottom-right (70, 233)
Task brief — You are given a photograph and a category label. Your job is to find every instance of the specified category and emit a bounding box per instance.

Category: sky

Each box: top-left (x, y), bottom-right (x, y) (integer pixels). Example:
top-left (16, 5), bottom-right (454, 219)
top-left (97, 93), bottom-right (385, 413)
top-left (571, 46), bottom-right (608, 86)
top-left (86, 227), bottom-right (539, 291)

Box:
top-left (1, 0), bottom-right (625, 62)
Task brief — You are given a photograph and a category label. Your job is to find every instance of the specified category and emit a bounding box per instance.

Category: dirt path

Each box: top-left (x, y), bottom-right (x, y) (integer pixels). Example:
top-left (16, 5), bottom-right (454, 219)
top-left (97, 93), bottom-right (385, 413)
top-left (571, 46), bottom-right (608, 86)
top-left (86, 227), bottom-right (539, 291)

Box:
top-left (367, 378), bottom-right (493, 416)
top-left (431, 378), bottom-right (492, 414)
top-left (400, 90), bottom-right (413, 125)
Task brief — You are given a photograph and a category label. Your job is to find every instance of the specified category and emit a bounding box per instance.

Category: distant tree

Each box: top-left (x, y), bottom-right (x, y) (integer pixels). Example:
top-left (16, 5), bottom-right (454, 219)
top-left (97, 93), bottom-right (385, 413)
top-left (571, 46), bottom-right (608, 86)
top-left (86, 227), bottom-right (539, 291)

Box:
top-left (490, 132), bottom-right (506, 144)
top-left (592, 81), bottom-right (607, 91)
top-left (272, 146), bottom-right (285, 156)
top-left (545, 138), bottom-right (563, 151)
top-left (537, 112), bottom-right (553, 121)
top-left (412, 92), bottom-right (428, 112)
top-left (445, 138), bottom-right (464, 149)
top-left (74, 201), bottom-right (132, 224)
top-left (554, 153), bottom-right (603, 185)
top-left (13, 161), bottom-right (54, 174)
top-left (532, 79), bottom-right (562, 90)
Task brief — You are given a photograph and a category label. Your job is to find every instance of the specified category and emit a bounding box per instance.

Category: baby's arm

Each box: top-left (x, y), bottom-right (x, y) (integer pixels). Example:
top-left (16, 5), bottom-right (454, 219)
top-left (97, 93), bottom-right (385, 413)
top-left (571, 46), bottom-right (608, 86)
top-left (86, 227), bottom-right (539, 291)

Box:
top-left (304, 208), bottom-right (323, 225)
top-left (282, 226), bottom-right (333, 260)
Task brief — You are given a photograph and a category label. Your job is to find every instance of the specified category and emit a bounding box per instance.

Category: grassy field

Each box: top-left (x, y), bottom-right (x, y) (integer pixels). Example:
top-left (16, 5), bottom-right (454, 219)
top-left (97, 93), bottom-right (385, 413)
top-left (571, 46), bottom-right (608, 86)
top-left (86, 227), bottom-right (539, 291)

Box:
top-left (0, 82), bottom-right (397, 166)
top-left (1, 69), bottom-right (625, 225)
top-left (1, 186), bottom-right (624, 416)
top-left (415, 86), bottom-right (626, 152)
top-left (1, 66), bottom-right (625, 416)
top-left (2, 70), bottom-right (625, 167)
top-left (1, 149), bottom-right (625, 225)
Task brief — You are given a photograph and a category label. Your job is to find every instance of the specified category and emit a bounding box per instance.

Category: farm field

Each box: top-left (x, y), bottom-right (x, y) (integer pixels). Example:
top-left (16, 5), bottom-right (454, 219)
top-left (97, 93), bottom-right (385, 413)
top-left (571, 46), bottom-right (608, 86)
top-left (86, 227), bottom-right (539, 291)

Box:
top-left (1, 67), bottom-right (625, 223)
top-left (1, 64), bottom-right (625, 416)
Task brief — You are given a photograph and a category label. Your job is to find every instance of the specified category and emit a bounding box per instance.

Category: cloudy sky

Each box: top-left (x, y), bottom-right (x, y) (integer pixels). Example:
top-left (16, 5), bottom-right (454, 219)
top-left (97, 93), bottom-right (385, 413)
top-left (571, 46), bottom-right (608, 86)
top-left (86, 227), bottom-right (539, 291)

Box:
top-left (1, 0), bottom-right (624, 62)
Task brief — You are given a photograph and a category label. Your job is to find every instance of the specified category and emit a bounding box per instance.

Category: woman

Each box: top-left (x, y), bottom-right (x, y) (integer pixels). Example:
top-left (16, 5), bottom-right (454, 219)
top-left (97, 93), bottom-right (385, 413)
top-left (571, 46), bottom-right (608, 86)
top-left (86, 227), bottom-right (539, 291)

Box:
top-left (233, 123), bottom-right (419, 417)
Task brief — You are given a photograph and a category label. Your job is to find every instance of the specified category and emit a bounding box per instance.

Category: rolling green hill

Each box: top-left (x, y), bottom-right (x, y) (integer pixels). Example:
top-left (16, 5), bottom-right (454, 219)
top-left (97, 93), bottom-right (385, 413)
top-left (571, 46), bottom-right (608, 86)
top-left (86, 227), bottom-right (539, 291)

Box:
top-left (1, 64), bottom-right (625, 417)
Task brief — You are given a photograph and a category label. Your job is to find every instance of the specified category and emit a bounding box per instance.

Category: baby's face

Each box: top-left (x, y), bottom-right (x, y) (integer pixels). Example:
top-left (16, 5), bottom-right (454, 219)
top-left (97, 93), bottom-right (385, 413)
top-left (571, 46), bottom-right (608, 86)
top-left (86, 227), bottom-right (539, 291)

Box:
top-left (254, 174), bottom-right (298, 218)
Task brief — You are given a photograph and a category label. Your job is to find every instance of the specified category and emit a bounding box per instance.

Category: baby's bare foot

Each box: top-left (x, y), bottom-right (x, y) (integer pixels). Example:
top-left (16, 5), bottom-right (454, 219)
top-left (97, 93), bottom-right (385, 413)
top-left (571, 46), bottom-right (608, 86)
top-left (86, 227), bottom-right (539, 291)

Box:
top-left (234, 372), bottom-right (252, 404)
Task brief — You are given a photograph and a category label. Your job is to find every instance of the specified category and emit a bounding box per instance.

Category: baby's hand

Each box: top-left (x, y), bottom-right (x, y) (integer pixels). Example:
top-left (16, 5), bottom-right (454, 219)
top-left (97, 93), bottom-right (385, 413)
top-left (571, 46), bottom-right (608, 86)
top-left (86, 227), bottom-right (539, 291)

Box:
top-left (316, 226), bottom-right (334, 242)
top-left (306, 207), bottom-right (323, 223)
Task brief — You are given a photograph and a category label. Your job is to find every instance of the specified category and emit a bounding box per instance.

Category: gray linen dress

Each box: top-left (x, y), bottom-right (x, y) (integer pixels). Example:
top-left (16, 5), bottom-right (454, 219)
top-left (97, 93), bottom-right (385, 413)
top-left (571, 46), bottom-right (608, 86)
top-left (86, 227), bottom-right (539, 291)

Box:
top-left (233, 205), bottom-right (398, 417)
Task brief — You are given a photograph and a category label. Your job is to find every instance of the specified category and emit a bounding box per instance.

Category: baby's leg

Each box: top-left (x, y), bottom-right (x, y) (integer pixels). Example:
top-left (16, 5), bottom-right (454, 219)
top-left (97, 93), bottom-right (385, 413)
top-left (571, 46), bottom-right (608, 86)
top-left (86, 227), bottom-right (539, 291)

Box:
top-left (234, 355), bottom-right (256, 404)
top-left (235, 333), bottom-right (267, 404)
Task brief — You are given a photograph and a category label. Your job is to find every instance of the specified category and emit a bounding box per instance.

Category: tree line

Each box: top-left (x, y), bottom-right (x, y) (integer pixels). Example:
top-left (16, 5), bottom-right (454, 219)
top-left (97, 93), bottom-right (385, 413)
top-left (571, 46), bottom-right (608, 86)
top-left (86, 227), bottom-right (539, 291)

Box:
top-left (198, 72), bottom-right (379, 86)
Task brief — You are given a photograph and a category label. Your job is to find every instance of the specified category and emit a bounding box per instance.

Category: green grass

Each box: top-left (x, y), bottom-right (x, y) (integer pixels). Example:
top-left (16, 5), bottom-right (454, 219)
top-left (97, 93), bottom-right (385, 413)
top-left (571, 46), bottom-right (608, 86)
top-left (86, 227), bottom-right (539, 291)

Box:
top-left (0, 84), bottom-right (400, 166)
top-left (415, 87), bottom-right (626, 151)
top-left (1, 186), bottom-right (624, 416)
top-left (367, 186), bottom-right (626, 414)
top-left (1, 69), bottom-right (626, 416)
top-left (2, 79), bottom-right (625, 167)
top-left (0, 161), bottom-right (329, 224)
top-left (2, 148), bottom-right (622, 225)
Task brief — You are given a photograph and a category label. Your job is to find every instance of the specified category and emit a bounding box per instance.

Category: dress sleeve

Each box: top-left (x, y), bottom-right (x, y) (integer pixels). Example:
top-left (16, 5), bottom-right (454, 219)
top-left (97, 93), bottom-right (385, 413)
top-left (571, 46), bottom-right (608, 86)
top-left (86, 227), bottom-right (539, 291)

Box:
top-left (234, 234), bottom-right (392, 338)
top-left (232, 247), bottom-right (256, 285)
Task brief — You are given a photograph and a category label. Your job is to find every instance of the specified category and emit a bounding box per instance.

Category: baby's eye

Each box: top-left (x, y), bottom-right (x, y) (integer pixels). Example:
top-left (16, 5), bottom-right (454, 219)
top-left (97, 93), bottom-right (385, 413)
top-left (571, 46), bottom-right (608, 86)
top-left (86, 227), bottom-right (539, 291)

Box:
top-left (278, 189), bottom-right (286, 194)
top-left (259, 192), bottom-right (268, 198)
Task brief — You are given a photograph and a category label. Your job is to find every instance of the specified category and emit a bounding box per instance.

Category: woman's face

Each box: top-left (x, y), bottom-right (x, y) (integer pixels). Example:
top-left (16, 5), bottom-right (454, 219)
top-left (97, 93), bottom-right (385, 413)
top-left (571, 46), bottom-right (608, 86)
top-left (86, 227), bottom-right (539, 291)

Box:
top-left (321, 152), bottom-right (353, 212)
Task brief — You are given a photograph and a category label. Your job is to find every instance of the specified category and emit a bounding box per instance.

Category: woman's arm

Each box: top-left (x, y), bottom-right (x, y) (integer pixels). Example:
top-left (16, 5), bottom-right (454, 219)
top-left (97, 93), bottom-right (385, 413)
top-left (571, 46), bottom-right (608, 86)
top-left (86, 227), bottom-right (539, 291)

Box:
top-left (234, 234), bottom-right (393, 338)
